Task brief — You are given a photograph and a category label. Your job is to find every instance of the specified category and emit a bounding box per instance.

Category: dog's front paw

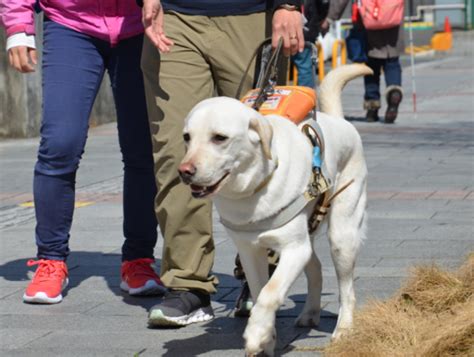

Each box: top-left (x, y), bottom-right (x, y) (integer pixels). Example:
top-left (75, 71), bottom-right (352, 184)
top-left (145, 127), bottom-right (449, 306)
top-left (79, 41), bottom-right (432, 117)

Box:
top-left (245, 352), bottom-right (271, 357)
top-left (331, 326), bottom-right (351, 340)
top-left (331, 310), bottom-right (354, 340)
top-left (295, 309), bottom-right (320, 327)
top-left (244, 324), bottom-right (276, 357)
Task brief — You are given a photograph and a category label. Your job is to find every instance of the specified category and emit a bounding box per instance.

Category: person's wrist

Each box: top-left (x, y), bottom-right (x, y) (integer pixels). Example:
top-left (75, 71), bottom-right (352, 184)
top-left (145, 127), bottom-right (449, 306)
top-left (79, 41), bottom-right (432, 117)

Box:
top-left (6, 33), bottom-right (36, 52)
top-left (277, 4), bottom-right (301, 12)
top-left (272, 1), bottom-right (302, 13)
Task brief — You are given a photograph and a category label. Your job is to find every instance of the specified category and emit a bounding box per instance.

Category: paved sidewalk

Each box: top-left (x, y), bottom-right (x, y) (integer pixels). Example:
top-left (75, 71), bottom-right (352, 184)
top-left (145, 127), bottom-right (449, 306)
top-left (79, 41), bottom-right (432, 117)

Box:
top-left (1, 32), bottom-right (473, 356)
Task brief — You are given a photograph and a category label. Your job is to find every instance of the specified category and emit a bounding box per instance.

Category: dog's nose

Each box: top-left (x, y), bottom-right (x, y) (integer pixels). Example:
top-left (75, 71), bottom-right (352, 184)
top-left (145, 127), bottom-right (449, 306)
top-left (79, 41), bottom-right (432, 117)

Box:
top-left (178, 162), bottom-right (196, 183)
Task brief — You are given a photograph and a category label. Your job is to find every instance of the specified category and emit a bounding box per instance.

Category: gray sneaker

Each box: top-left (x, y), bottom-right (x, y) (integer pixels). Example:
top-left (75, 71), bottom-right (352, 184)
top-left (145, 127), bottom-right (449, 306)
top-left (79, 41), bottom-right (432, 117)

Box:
top-left (148, 290), bottom-right (214, 327)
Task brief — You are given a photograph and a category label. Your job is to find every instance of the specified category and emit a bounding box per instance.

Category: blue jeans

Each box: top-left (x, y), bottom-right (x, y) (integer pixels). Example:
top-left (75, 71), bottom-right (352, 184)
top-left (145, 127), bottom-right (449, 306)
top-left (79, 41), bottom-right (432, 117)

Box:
top-left (364, 56), bottom-right (402, 101)
top-left (35, 19), bottom-right (157, 261)
top-left (292, 47), bottom-right (315, 88)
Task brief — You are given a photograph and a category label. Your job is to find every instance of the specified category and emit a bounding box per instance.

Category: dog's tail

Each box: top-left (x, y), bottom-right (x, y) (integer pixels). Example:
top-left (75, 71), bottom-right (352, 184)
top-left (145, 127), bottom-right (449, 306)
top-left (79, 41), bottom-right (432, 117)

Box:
top-left (319, 64), bottom-right (373, 118)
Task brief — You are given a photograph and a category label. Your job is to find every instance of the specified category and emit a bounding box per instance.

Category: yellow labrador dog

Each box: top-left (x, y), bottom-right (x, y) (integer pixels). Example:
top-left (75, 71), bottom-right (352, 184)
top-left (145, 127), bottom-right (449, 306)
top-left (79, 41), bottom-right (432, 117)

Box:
top-left (178, 64), bottom-right (371, 356)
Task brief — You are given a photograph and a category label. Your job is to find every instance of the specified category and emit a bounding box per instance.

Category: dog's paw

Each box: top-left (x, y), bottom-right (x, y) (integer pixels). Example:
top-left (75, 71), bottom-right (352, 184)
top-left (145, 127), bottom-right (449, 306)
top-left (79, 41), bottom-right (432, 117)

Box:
top-left (245, 352), bottom-right (271, 357)
top-left (244, 325), bottom-right (276, 357)
top-left (331, 326), bottom-right (351, 340)
top-left (295, 309), bottom-right (320, 327)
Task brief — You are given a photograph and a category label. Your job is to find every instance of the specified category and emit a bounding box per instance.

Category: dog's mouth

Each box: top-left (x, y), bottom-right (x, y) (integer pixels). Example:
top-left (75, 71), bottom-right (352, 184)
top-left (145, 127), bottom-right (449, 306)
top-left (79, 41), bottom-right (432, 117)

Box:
top-left (190, 172), bottom-right (230, 198)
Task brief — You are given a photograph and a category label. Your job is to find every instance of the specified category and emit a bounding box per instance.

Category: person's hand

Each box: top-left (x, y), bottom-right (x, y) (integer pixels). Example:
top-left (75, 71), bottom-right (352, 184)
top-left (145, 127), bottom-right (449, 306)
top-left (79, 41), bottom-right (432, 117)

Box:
top-left (142, 0), bottom-right (174, 52)
top-left (272, 8), bottom-right (304, 56)
top-left (320, 18), bottom-right (330, 35)
top-left (8, 46), bottom-right (37, 73)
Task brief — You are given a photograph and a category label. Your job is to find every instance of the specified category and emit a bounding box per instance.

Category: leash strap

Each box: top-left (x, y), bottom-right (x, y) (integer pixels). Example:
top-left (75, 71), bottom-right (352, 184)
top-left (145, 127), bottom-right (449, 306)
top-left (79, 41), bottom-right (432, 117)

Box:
top-left (308, 179), bottom-right (355, 234)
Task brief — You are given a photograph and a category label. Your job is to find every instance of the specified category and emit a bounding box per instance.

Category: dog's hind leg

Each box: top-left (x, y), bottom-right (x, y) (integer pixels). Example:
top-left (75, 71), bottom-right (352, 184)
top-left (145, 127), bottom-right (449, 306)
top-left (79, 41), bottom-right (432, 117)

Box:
top-left (295, 250), bottom-right (322, 327)
top-left (243, 238), bottom-right (312, 356)
top-left (327, 176), bottom-right (367, 339)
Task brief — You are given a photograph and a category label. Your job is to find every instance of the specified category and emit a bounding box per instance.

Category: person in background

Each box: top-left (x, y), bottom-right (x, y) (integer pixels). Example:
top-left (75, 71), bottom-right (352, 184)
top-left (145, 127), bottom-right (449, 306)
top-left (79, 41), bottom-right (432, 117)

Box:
top-left (139, 0), bottom-right (304, 327)
top-left (0, 0), bottom-right (165, 304)
top-left (321, 0), bottom-right (404, 123)
top-left (292, 0), bottom-right (329, 88)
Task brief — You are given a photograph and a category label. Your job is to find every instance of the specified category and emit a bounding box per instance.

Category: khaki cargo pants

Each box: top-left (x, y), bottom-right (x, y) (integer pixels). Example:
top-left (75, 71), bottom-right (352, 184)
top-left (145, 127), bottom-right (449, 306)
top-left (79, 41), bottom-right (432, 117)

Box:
top-left (141, 11), bottom-right (266, 293)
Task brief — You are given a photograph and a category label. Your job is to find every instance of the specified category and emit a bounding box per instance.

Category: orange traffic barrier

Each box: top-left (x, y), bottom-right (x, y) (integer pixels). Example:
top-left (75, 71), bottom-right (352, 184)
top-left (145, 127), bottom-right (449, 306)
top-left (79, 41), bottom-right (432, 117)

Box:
top-left (431, 17), bottom-right (452, 51)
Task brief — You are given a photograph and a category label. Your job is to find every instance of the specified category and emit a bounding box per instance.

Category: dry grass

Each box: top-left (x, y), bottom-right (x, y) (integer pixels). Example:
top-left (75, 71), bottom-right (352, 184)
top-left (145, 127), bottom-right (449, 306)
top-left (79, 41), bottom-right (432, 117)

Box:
top-left (324, 254), bottom-right (474, 357)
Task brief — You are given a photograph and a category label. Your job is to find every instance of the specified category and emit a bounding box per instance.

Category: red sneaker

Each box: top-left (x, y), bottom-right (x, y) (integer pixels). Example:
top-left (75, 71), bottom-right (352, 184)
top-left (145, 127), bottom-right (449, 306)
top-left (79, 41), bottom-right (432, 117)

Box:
top-left (23, 259), bottom-right (69, 304)
top-left (120, 258), bottom-right (167, 296)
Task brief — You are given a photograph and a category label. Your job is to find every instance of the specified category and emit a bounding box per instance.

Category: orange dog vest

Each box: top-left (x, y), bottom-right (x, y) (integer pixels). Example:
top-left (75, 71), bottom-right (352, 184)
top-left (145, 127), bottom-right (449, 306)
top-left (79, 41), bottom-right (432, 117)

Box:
top-left (241, 86), bottom-right (317, 125)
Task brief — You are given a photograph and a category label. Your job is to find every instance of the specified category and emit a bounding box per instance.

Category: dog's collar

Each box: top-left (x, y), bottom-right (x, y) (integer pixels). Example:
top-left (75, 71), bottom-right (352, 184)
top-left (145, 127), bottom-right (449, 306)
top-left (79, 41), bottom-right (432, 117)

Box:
top-left (253, 160), bottom-right (279, 195)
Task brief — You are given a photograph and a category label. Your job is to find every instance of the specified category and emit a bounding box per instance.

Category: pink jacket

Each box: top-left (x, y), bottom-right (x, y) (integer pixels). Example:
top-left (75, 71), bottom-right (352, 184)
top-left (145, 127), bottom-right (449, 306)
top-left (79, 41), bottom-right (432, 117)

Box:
top-left (0, 0), bottom-right (144, 46)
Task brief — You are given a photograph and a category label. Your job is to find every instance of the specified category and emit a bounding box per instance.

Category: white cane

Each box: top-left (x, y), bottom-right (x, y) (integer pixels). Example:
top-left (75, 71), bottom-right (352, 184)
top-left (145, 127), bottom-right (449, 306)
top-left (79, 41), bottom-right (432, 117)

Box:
top-left (408, 0), bottom-right (417, 119)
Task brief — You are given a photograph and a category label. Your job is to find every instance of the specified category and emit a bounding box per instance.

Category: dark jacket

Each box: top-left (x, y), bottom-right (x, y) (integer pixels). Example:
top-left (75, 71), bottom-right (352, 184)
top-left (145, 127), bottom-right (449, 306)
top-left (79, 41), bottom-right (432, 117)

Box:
top-left (303, 0), bottom-right (329, 42)
top-left (327, 0), bottom-right (404, 58)
top-left (154, 0), bottom-right (302, 16)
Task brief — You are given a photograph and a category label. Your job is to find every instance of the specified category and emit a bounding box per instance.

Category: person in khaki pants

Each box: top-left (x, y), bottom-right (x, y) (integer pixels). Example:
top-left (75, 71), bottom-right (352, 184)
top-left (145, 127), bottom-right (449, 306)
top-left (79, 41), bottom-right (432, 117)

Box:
top-left (140, 0), bottom-right (304, 327)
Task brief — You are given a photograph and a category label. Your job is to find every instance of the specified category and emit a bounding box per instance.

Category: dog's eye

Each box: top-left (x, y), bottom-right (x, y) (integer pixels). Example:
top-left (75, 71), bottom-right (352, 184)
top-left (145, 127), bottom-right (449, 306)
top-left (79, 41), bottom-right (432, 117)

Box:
top-left (183, 133), bottom-right (191, 143)
top-left (212, 134), bottom-right (228, 143)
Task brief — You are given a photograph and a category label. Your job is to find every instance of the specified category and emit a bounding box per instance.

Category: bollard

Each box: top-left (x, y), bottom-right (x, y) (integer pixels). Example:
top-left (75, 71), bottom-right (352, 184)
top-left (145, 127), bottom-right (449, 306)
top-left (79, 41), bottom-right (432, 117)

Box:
top-left (292, 62), bottom-right (298, 85)
top-left (331, 39), bottom-right (347, 69)
top-left (316, 42), bottom-right (325, 81)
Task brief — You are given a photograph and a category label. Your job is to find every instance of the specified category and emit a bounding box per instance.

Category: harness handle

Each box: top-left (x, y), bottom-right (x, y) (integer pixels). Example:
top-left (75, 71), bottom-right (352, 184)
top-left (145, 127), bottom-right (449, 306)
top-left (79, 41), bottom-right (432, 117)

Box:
top-left (236, 40), bottom-right (319, 114)
top-left (234, 38), bottom-right (272, 100)
top-left (235, 37), bottom-right (285, 111)
top-left (251, 38), bottom-right (284, 111)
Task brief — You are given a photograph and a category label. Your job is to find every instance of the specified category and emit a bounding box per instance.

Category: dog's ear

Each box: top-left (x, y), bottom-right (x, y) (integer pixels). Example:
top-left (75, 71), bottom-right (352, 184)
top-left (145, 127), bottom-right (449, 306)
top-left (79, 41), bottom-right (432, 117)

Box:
top-left (249, 117), bottom-right (273, 160)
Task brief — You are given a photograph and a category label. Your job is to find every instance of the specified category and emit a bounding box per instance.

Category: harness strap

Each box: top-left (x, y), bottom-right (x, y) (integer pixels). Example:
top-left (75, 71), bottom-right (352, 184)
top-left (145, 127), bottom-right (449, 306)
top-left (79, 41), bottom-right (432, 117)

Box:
top-left (220, 193), bottom-right (315, 232)
top-left (221, 178), bottom-right (355, 234)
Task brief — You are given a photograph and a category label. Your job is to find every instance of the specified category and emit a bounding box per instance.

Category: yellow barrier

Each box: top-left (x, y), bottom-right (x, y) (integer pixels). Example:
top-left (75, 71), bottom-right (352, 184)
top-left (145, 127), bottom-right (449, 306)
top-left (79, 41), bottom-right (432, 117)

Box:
top-left (331, 39), bottom-right (347, 69)
top-left (292, 62), bottom-right (298, 85)
top-left (316, 42), bottom-right (325, 81)
top-left (289, 40), bottom-right (347, 84)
